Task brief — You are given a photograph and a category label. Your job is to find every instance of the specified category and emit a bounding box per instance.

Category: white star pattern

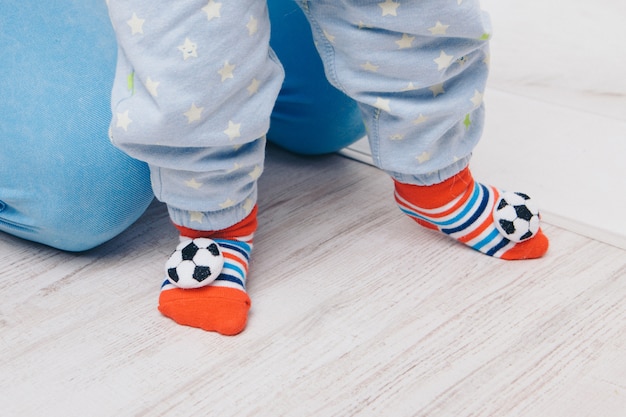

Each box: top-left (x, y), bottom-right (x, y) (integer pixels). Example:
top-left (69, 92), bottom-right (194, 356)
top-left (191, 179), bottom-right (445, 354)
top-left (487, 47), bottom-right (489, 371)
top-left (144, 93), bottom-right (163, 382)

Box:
top-left (202, 0), bottom-right (222, 21)
top-left (378, 0), bottom-right (400, 16)
top-left (428, 21), bottom-right (449, 35)
top-left (470, 90), bottom-right (483, 107)
top-left (247, 16), bottom-right (258, 36)
top-left (416, 151), bottom-right (432, 163)
top-left (483, 52), bottom-right (491, 67)
top-left (395, 33), bottom-right (415, 49)
top-left (434, 50), bottom-right (454, 70)
top-left (185, 178), bottom-right (203, 189)
top-left (430, 83), bottom-right (445, 97)
top-left (323, 30), bottom-right (335, 44)
top-left (373, 97), bottom-right (391, 113)
top-left (218, 61), bottom-right (236, 82)
top-left (116, 110), bottom-right (132, 131)
top-left (224, 121), bottom-right (241, 140)
top-left (249, 165), bottom-right (263, 180)
top-left (361, 61), bottom-right (379, 72)
top-left (247, 78), bottom-right (260, 95)
top-left (243, 199), bottom-right (254, 213)
top-left (190, 211), bottom-right (204, 223)
top-left (228, 163), bottom-right (242, 173)
top-left (184, 103), bottom-right (204, 123)
top-left (412, 114), bottom-right (429, 125)
top-left (219, 199), bottom-right (236, 209)
top-left (127, 13), bottom-right (145, 35)
top-left (178, 38), bottom-right (198, 60)
top-left (108, 1), bottom-right (494, 221)
top-left (401, 82), bottom-right (418, 91)
top-left (145, 77), bottom-right (160, 97)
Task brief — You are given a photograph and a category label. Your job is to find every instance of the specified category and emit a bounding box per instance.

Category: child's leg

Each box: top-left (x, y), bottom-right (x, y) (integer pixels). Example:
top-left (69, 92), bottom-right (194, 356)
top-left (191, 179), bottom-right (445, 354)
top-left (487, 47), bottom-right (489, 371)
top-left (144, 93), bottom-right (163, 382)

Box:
top-left (298, 0), bottom-right (547, 259)
top-left (106, 0), bottom-right (284, 334)
top-left (267, 0), bottom-right (366, 155)
top-left (0, 0), bottom-right (153, 252)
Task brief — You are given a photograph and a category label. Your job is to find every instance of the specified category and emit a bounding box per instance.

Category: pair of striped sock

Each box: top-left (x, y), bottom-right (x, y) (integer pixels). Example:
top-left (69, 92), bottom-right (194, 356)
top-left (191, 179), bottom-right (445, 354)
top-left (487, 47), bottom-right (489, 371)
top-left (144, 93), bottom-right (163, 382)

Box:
top-left (158, 168), bottom-right (548, 335)
top-left (158, 207), bottom-right (257, 336)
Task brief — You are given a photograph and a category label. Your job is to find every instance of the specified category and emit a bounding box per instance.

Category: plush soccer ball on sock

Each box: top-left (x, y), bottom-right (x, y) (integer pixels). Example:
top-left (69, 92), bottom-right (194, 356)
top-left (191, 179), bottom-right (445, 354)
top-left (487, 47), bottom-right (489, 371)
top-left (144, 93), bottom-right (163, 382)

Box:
top-left (492, 191), bottom-right (540, 242)
top-left (165, 238), bottom-right (224, 289)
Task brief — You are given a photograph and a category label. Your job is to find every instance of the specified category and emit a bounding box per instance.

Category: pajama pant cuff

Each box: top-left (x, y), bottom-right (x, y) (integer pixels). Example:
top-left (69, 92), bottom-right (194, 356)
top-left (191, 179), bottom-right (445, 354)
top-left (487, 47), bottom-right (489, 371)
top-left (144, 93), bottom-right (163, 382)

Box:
top-left (388, 156), bottom-right (471, 186)
top-left (167, 194), bottom-right (257, 232)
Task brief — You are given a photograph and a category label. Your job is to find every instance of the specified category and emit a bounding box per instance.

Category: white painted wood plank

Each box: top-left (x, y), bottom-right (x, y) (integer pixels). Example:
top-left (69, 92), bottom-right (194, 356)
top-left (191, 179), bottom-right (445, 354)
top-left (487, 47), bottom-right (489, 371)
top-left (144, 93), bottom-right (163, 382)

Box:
top-left (1, 147), bottom-right (625, 417)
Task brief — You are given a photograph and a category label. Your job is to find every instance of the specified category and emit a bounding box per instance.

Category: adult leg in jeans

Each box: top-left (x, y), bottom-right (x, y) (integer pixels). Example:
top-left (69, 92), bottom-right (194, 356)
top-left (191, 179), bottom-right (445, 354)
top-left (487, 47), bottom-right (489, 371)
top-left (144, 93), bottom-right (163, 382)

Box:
top-left (0, 0), bottom-right (153, 252)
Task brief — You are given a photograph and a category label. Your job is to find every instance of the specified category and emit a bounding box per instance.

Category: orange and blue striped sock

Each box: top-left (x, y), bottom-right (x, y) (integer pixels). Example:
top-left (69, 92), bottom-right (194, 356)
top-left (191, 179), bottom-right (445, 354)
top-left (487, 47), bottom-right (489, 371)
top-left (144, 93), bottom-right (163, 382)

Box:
top-left (158, 207), bottom-right (257, 335)
top-left (394, 168), bottom-right (548, 260)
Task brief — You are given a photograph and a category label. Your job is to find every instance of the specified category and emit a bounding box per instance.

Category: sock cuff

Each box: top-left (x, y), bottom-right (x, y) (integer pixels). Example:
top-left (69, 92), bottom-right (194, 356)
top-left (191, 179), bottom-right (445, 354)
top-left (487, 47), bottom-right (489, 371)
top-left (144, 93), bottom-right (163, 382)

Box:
top-left (174, 206), bottom-right (258, 241)
top-left (394, 167), bottom-right (474, 209)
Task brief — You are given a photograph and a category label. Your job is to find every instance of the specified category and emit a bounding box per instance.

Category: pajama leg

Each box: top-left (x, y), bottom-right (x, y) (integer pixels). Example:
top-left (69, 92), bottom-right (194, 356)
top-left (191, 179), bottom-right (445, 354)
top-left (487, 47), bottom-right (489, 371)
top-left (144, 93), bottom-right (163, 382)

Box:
top-left (107, 0), bottom-right (284, 334)
top-left (107, 0), bottom-right (284, 231)
top-left (299, 0), bottom-right (548, 259)
top-left (297, 0), bottom-right (491, 184)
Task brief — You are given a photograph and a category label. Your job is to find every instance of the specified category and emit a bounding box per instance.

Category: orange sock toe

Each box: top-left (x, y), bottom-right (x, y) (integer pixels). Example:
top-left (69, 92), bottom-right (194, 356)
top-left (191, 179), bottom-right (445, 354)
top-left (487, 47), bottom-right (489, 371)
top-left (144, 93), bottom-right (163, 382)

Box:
top-left (158, 286), bottom-right (251, 336)
top-left (501, 228), bottom-right (549, 260)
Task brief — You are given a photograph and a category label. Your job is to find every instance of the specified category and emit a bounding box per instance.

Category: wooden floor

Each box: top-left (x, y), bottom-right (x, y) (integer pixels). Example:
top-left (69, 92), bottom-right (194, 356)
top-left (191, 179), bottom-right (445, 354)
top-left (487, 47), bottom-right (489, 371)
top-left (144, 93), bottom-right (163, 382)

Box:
top-left (1, 145), bottom-right (625, 417)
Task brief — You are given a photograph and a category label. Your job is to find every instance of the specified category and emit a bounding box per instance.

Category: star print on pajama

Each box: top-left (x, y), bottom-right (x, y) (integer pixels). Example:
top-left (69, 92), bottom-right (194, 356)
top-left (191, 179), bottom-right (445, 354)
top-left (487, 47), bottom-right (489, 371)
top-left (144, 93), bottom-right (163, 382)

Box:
top-left (298, 0), bottom-right (492, 185)
top-left (108, 0), bottom-right (492, 233)
top-left (107, 0), bottom-right (284, 231)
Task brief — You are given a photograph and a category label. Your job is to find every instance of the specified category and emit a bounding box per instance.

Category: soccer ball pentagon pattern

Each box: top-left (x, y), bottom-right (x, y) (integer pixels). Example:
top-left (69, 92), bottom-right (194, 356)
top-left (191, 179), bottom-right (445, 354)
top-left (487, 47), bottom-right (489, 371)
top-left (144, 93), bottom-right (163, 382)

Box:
top-left (165, 238), bottom-right (224, 289)
top-left (492, 191), bottom-right (540, 242)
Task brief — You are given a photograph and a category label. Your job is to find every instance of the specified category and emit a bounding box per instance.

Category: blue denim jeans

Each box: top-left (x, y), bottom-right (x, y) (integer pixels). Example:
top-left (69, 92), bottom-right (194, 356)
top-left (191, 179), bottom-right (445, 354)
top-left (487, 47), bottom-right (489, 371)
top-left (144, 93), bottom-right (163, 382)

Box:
top-left (0, 0), bottom-right (154, 251)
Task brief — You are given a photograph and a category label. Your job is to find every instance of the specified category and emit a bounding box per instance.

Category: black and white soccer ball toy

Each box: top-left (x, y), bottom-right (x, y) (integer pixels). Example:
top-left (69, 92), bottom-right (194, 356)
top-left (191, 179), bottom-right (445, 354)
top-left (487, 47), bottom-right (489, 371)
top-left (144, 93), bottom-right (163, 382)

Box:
top-left (165, 238), bottom-right (224, 289)
top-left (492, 191), bottom-right (540, 242)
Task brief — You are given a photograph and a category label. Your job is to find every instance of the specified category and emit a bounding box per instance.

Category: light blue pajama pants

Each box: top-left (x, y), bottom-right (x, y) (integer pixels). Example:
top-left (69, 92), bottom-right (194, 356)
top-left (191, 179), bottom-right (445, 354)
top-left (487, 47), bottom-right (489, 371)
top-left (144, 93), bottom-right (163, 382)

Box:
top-left (107, 0), bottom-right (491, 232)
top-left (0, 0), bottom-right (490, 251)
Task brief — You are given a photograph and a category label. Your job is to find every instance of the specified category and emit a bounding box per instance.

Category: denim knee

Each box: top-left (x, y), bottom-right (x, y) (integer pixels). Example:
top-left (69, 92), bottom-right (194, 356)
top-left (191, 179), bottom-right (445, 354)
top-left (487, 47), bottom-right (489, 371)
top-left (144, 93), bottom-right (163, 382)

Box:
top-left (0, 0), bottom-right (154, 251)
top-left (0, 150), bottom-right (153, 252)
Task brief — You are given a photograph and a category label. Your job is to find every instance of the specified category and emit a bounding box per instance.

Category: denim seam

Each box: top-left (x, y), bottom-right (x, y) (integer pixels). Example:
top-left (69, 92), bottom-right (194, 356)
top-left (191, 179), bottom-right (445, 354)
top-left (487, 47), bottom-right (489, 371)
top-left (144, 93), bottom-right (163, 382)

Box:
top-left (370, 108), bottom-right (382, 168)
top-left (0, 216), bottom-right (37, 233)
